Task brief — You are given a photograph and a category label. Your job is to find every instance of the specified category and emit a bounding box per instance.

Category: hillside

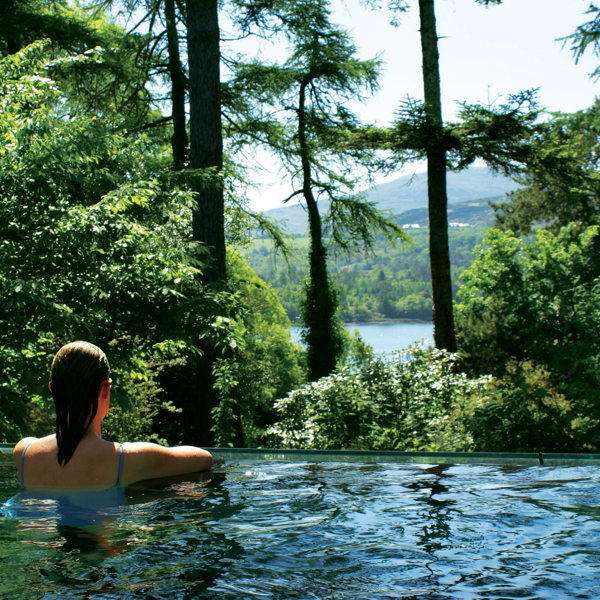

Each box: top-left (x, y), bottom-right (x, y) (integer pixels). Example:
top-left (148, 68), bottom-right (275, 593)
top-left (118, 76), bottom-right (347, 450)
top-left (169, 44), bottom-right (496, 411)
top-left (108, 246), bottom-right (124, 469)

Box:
top-left (397, 197), bottom-right (504, 228)
top-left (368, 166), bottom-right (519, 213)
top-left (244, 226), bottom-right (488, 323)
top-left (258, 166), bottom-right (519, 235)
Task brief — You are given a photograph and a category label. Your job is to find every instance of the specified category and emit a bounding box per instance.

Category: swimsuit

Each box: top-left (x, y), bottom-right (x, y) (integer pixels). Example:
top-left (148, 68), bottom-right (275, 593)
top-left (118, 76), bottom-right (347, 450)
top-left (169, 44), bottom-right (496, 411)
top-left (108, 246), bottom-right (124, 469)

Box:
top-left (19, 439), bottom-right (33, 490)
top-left (117, 442), bottom-right (124, 486)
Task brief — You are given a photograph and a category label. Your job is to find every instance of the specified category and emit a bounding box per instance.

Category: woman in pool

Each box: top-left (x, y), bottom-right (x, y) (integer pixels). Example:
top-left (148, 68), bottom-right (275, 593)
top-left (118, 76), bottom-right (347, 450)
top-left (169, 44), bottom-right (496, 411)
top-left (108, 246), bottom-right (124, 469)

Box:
top-left (13, 341), bottom-right (212, 489)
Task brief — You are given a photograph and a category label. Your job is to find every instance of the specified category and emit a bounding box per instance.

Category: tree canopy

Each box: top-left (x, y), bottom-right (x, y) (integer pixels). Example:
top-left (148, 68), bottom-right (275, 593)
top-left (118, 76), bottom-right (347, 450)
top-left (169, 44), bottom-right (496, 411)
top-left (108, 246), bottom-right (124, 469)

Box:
top-left (2, 0), bottom-right (600, 455)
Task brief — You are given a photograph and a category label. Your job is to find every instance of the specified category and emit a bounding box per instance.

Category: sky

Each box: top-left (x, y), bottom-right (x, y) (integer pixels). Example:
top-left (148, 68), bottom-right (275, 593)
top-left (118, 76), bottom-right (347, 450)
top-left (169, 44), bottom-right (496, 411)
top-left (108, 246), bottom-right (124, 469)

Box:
top-left (241, 0), bottom-right (600, 211)
top-left (243, 0), bottom-right (599, 212)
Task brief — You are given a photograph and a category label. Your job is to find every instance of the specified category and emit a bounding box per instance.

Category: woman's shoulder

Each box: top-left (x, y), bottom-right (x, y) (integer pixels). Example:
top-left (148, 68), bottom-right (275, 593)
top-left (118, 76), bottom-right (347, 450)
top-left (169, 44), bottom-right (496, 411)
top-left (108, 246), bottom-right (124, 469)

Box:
top-left (13, 437), bottom-right (36, 454)
top-left (14, 435), bottom-right (55, 450)
top-left (13, 436), bottom-right (46, 458)
top-left (12, 435), bottom-right (53, 462)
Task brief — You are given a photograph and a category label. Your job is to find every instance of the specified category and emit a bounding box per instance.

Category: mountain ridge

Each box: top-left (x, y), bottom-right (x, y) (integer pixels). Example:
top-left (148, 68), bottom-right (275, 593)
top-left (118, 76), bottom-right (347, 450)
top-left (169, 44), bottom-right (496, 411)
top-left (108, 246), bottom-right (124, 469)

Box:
top-left (258, 166), bottom-right (519, 235)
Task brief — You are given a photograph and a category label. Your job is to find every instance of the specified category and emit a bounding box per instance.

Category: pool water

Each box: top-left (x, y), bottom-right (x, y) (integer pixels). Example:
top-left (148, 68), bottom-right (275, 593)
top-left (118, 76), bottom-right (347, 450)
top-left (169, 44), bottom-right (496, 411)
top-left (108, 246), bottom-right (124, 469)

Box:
top-left (1, 454), bottom-right (600, 599)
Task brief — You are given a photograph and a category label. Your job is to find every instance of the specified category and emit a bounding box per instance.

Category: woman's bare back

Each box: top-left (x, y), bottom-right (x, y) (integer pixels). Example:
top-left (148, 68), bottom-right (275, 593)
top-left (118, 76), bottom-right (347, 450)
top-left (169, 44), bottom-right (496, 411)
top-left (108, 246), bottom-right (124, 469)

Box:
top-left (14, 434), bottom-right (122, 489)
top-left (14, 434), bottom-right (213, 489)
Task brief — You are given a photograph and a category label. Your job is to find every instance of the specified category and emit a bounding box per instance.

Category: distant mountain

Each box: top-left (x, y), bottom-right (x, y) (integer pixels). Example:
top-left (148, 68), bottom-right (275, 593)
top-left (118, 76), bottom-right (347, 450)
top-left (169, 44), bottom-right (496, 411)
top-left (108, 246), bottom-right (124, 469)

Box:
top-left (367, 166), bottom-right (519, 213)
top-left (259, 205), bottom-right (309, 236)
top-left (396, 197), bottom-right (506, 228)
top-left (259, 166), bottom-right (519, 235)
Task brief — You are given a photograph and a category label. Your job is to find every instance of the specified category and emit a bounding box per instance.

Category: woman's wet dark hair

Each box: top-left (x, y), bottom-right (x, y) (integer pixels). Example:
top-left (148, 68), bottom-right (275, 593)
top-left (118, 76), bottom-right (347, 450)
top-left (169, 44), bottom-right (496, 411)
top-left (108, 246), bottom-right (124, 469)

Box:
top-left (49, 341), bottom-right (110, 466)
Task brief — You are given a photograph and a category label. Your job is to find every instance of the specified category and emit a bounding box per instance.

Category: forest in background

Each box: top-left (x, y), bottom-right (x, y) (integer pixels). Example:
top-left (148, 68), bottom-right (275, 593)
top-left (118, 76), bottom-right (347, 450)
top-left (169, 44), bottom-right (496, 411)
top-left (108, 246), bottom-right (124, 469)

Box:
top-left (1, 0), bottom-right (599, 454)
top-left (245, 166), bottom-right (513, 322)
top-left (245, 226), bottom-right (486, 322)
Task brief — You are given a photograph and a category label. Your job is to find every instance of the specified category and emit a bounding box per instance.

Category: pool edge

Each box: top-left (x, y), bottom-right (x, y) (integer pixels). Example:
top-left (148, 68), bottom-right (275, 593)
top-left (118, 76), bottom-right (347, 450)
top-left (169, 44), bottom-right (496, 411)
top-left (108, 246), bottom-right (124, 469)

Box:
top-left (206, 447), bottom-right (600, 467)
top-left (3, 443), bottom-right (600, 466)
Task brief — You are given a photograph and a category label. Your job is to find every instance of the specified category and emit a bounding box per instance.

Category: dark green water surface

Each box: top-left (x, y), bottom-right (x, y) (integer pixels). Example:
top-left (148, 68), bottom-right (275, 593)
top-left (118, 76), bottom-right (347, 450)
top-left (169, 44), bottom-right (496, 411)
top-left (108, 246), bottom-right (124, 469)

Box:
top-left (1, 453), bottom-right (599, 599)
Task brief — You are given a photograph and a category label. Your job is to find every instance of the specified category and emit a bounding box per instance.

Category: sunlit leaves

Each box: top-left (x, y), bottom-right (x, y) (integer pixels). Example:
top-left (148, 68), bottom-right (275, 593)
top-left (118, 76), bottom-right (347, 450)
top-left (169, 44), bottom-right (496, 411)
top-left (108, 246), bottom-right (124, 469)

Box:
top-left (491, 101), bottom-right (600, 234)
top-left (269, 344), bottom-right (491, 451)
top-left (0, 45), bottom-right (225, 436)
top-left (456, 224), bottom-right (600, 450)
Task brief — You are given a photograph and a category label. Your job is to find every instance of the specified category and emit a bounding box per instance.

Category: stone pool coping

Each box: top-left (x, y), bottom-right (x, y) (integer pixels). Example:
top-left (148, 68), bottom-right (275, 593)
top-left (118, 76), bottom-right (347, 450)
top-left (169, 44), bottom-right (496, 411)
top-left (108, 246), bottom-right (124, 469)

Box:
top-left (3, 443), bottom-right (598, 466)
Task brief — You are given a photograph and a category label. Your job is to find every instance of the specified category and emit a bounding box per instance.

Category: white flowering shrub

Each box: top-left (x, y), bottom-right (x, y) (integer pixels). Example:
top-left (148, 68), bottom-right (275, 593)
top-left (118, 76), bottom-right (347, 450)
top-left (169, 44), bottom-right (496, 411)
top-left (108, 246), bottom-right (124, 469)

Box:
top-left (267, 344), bottom-right (492, 451)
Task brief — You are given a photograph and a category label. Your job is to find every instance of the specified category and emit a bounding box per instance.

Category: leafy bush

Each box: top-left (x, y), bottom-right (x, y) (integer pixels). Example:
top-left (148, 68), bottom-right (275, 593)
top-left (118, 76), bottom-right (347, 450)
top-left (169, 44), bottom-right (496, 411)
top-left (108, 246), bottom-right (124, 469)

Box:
top-left (101, 360), bottom-right (181, 446)
top-left (210, 250), bottom-right (305, 447)
top-left (468, 361), bottom-right (574, 452)
top-left (457, 224), bottom-right (600, 451)
top-left (0, 43), bottom-right (230, 440)
top-left (267, 344), bottom-right (492, 451)
top-left (457, 225), bottom-right (600, 377)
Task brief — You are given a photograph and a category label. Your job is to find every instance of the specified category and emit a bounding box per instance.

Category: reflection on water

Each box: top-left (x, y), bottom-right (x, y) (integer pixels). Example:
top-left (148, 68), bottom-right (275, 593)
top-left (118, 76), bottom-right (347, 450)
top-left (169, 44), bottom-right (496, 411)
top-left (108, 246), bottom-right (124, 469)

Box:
top-left (1, 458), bottom-right (600, 599)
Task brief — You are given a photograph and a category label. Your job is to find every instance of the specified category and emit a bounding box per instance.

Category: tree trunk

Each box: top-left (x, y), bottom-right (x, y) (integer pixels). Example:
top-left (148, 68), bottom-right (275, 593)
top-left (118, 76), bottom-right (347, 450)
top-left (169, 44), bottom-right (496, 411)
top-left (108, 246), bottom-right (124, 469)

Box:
top-left (186, 0), bottom-right (227, 446)
top-left (164, 0), bottom-right (188, 170)
top-left (187, 0), bottom-right (226, 283)
top-left (304, 187), bottom-right (339, 380)
top-left (298, 79), bottom-right (340, 380)
top-left (418, 0), bottom-right (457, 352)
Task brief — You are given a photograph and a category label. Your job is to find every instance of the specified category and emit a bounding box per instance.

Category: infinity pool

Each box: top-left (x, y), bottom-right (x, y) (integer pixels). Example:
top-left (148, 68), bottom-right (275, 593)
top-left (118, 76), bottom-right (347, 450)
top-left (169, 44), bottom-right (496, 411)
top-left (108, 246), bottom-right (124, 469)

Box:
top-left (1, 449), bottom-right (600, 599)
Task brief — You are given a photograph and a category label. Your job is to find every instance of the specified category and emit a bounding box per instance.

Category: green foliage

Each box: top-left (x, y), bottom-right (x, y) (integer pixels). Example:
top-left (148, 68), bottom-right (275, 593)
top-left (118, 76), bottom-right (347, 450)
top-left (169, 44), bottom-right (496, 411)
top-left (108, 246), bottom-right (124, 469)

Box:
top-left (101, 361), bottom-right (181, 446)
top-left (0, 43), bottom-right (229, 440)
top-left (457, 224), bottom-right (600, 451)
top-left (245, 227), bottom-right (485, 322)
top-left (468, 361), bottom-right (578, 453)
top-left (457, 224), bottom-right (600, 373)
top-left (382, 90), bottom-right (542, 183)
top-left (451, 90), bottom-right (541, 173)
top-left (267, 344), bottom-right (491, 452)
top-left (299, 268), bottom-right (345, 379)
top-left (209, 250), bottom-right (306, 447)
top-left (492, 102), bottom-right (600, 234)
top-left (0, 0), bottom-right (98, 56)
top-left (0, 0), bottom-right (159, 131)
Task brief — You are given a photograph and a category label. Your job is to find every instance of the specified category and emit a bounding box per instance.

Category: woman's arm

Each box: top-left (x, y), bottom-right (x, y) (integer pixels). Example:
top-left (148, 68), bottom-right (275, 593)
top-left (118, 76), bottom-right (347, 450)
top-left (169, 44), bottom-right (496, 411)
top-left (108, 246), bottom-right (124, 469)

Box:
top-left (120, 442), bottom-right (212, 485)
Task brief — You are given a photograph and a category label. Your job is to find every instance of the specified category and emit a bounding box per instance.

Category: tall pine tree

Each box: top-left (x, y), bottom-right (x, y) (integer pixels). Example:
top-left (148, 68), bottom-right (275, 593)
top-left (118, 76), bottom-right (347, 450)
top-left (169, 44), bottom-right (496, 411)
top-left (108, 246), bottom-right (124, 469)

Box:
top-left (228, 0), bottom-right (404, 380)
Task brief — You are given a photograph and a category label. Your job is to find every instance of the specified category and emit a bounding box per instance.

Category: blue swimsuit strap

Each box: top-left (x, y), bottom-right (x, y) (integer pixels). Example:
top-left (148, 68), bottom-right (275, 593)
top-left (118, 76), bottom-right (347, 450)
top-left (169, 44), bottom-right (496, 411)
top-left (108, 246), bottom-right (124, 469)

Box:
top-left (20, 440), bottom-right (35, 491)
top-left (116, 443), bottom-right (124, 487)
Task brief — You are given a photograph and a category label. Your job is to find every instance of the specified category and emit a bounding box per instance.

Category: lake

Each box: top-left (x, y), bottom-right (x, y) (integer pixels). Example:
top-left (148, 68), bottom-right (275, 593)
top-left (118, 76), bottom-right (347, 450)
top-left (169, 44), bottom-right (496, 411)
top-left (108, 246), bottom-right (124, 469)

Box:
top-left (292, 322), bottom-right (434, 355)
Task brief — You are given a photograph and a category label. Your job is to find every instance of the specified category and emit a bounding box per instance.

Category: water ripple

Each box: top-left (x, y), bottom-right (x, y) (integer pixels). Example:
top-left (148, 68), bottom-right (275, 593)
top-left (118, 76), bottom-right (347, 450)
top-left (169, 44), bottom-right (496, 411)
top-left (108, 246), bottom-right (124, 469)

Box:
top-left (1, 459), bottom-right (600, 598)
